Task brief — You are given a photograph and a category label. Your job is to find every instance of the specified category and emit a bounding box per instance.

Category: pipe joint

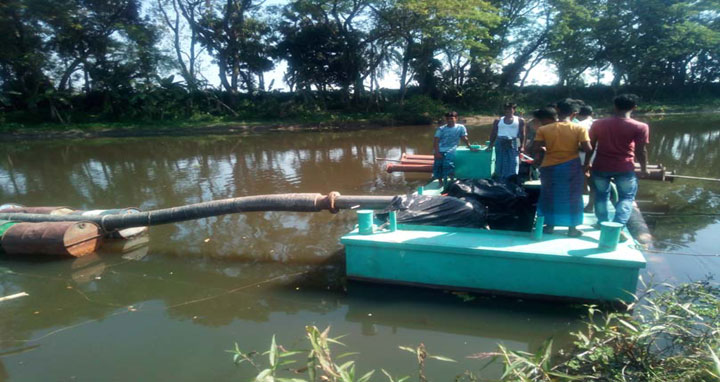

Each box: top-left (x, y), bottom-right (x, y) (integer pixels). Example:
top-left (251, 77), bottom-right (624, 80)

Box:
top-left (315, 191), bottom-right (342, 213)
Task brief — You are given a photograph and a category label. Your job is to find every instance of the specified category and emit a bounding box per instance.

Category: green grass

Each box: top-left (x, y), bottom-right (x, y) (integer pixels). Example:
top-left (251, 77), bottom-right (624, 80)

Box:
top-left (0, 111), bottom-right (402, 135)
top-left (2, 97), bottom-right (718, 136)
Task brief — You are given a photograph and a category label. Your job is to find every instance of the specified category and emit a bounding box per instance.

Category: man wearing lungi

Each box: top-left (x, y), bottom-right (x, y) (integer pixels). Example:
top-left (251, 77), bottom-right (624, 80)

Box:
top-left (585, 94), bottom-right (650, 229)
top-left (433, 111), bottom-right (476, 186)
top-left (531, 102), bottom-right (592, 237)
top-left (487, 102), bottom-right (526, 179)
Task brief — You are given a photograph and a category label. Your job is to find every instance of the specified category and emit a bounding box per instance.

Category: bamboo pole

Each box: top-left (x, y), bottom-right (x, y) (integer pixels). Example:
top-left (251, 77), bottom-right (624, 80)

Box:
top-left (0, 292), bottom-right (28, 302)
top-left (664, 174), bottom-right (720, 182)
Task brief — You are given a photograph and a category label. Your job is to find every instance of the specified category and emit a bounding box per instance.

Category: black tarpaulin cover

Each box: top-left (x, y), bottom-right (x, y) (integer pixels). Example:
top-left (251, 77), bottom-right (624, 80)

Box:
top-left (378, 194), bottom-right (487, 228)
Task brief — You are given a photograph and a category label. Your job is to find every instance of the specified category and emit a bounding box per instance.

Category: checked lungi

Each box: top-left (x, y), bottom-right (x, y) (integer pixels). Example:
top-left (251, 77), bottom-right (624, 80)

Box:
top-left (494, 137), bottom-right (518, 179)
top-left (432, 150), bottom-right (456, 180)
top-left (537, 158), bottom-right (584, 227)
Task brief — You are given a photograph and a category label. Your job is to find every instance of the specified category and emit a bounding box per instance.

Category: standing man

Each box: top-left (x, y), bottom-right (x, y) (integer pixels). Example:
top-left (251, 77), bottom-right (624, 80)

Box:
top-left (575, 105), bottom-right (594, 129)
top-left (487, 102), bottom-right (526, 179)
top-left (433, 111), bottom-right (475, 186)
top-left (531, 102), bottom-right (592, 237)
top-left (585, 94), bottom-right (649, 228)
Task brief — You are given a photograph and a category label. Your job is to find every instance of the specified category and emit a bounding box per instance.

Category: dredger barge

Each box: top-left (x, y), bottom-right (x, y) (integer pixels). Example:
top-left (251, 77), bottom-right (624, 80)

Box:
top-left (0, 145), bottom-right (670, 303)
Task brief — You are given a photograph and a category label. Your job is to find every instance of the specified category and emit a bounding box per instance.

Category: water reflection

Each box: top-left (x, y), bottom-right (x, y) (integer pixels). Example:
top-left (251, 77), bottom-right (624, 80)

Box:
top-left (638, 115), bottom-right (720, 252)
top-left (0, 118), bottom-right (719, 380)
top-left (0, 251), bottom-right (581, 381)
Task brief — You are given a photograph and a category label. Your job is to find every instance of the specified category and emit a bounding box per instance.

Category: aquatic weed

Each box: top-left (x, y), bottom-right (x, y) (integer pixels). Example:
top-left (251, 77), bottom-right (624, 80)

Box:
top-left (231, 280), bottom-right (720, 381)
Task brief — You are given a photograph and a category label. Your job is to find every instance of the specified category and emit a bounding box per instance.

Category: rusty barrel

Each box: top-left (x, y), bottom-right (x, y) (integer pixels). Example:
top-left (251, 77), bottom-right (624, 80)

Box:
top-left (70, 208), bottom-right (148, 239)
top-left (1, 221), bottom-right (102, 257)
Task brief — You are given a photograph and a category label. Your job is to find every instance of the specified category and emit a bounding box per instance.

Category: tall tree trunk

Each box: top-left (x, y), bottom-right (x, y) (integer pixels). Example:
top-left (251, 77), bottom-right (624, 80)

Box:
top-left (217, 57), bottom-right (233, 91)
top-left (399, 39), bottom-right (412, 105)
top-left (499, 31), bottom-right (548, 88)
top-left (611, 65), bottom-right (623, 88)
top-left (58, 57), bottom-right (85, 92)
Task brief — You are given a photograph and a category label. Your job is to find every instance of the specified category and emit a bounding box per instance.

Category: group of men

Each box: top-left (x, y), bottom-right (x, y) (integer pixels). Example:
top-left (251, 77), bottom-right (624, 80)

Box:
top-left (431, 94), bottom-right (649, 238)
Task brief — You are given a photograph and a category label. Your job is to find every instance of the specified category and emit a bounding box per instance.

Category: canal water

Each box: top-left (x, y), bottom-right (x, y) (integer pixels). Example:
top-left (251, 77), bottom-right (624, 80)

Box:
top-left (0, 114), bottom-right (718, 381)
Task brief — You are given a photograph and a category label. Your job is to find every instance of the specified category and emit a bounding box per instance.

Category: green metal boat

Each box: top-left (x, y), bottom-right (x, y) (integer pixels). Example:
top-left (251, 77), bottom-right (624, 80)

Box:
top-left (342, 147), bottom-right (647, 303)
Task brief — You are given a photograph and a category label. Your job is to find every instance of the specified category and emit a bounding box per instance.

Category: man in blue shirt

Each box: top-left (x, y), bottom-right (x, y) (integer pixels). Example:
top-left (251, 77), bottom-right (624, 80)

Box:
top-left (433, 111), bottom-right (476, 185)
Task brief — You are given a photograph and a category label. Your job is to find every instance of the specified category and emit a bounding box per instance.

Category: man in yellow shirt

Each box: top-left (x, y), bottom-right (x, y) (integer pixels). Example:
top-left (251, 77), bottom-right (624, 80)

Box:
top-left (531, 102), bottom-right (592, 237)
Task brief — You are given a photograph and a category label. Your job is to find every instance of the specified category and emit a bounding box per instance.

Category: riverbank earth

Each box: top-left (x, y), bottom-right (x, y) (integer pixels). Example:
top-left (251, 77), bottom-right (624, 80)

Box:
top-left (1, 106), bottom-right (718, 141)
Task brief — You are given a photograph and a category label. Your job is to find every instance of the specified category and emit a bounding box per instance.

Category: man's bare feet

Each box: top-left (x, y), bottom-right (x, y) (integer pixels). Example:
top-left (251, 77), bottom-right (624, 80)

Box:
top-left (568, 227), bottom-right (583, 237)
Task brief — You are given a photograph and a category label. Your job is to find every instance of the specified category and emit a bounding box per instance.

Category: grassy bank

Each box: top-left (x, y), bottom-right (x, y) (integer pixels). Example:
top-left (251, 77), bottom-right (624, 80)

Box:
top-left (1, 90), bottom-right (719, 140)
top-left (228, 280), bottom-right (720, 382)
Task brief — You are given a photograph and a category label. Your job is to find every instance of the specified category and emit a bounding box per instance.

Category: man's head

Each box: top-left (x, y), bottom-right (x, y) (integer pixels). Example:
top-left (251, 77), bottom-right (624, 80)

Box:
top-left (578, 105), bottom-right (593, 120)
top-left (613, 94), bottom-right (639, 113)
top-left (532, 107), bottom-right (558, 126)
top-left (445, 111), bottom-right (458, 126)
top-left (503, 102), bottom-right (517, 116)
top-left (555, 99), bottom-right (580, 118)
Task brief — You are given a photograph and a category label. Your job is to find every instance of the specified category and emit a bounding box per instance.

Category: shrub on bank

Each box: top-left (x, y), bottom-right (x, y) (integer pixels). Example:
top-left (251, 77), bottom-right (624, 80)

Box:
top-left (2, 84), bottom-right (720, 128)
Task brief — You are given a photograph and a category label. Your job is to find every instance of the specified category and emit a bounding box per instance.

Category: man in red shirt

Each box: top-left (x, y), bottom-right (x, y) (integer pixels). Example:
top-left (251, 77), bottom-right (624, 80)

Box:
top-left (584, 94), bottom-right (650, 226)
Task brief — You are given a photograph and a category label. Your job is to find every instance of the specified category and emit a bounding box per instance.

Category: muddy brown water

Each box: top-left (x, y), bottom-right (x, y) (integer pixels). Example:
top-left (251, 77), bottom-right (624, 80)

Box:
top-left (0, 114), bottom-right (719, 381)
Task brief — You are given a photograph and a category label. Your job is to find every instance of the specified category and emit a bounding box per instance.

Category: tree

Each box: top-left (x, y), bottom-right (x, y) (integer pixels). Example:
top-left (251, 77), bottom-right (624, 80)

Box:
top-left (594, 0), bottom-right (720, 87)
top-left (155, 0), bottom-right (204, 90)
top-left (372, 0), bottom-right (500, 101)
top-left (38, 0), bottom-right (161, 93)
top-left (0, 0), bottom-right (52, 110)
top-left (485, 0), bottom-right (550, 89)
top-left (277, 0), bottom-right (378, 103)
top-left (178, 0), bottom-right (274, 93)
top-left (545, 0), bottom-right (602, 86)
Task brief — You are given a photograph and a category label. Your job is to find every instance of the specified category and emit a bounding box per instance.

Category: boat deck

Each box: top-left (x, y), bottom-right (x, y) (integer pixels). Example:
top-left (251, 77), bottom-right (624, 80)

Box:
top-left (342, 180), bottom-right (646, 303)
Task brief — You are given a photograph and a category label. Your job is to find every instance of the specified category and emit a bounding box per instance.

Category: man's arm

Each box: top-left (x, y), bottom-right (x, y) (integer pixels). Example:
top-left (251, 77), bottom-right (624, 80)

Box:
top-left (518, 119), bottom-right (526, 152)
top-left (433, 137), bottom-right (441, 159)
top-left (584, 136), bottom-right (597, 169)
top-left (635, 143), bottom-right (649, 175)
top-left (486, 120), bottom-right (499, 151)
top-left (634, 124), bottom-right (650, 175)
top-left (531, 140), bottom-right (545, 167)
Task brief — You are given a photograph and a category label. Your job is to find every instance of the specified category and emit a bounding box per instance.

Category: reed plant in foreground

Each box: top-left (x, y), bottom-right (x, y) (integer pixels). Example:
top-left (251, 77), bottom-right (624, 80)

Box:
top-left (230, 280), bottom-right (720, 381)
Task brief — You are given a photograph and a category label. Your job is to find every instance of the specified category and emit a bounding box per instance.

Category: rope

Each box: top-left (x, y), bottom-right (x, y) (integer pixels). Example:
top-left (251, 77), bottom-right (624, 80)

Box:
top-left (636, 245), bottom-right (720, 257)
top-left (643, 213), bottom-right (720, 218)
top-left (9, 270), bottom-right (311, 344)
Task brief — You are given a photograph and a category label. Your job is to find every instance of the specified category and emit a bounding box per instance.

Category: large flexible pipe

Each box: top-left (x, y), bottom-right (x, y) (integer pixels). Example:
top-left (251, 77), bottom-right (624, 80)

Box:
top-left (626, 203), bottom-right (653, 246)
top-left (0, 193), bottom-right (396, 231)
